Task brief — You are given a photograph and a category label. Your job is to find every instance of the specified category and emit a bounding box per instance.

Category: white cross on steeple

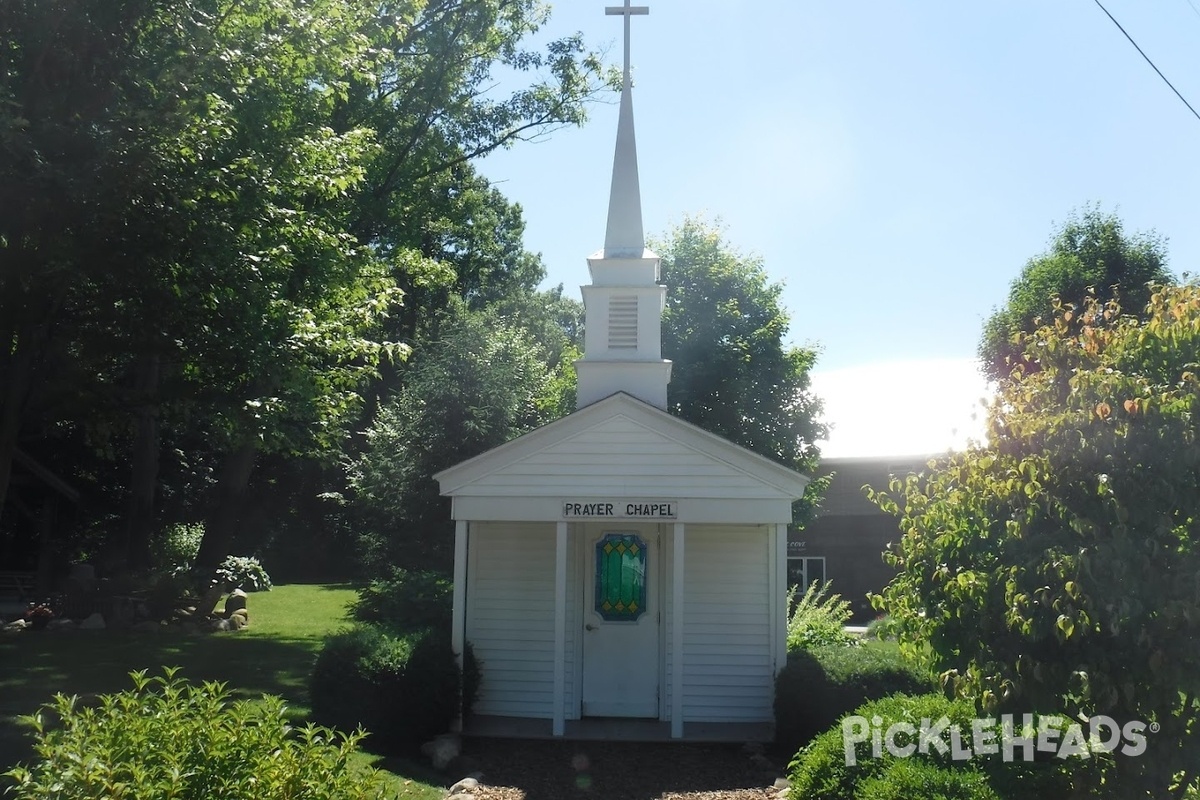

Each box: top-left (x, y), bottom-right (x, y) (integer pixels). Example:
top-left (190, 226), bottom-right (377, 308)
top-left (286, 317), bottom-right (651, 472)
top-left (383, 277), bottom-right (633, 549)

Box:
top-left (605, 0), bottom-right (649, 83)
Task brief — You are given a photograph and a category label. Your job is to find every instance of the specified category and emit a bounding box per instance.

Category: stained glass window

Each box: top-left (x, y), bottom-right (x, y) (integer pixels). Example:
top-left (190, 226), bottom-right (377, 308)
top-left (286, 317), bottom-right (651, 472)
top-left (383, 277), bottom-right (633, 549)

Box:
top-left (594, 533), bottom-right (647, 622)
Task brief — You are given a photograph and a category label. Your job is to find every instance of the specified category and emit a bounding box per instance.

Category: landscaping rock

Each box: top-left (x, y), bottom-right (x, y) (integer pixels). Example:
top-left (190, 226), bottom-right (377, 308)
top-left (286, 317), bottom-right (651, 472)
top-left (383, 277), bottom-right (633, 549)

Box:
top-left (223, 589), bottom-right (248, 617)
top-left (46, 618), bottom-right (77, 632)
top-left (447, 777), bottom-right (479, 795)
top-left (79, 612), bottom-right (106, 630)
top-left (229, 608), bottom-right (249, 630)
top-left (421, 733), bottom-right (462, 770)
top-left (774, 776), bottom-right (791, 789)
top-left (2, 619), bottom-right (29, 633)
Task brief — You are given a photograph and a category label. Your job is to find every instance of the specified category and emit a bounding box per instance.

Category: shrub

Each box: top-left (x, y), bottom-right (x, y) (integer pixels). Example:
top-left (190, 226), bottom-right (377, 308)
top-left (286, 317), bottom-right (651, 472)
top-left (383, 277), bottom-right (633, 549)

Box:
top-left (350, 567), bottom-right (451, 631)
top-left (215, 555), bottom-right (272, 592)
top-left (857, 759), bottom-right (1001, 800)
top-left (872, 286), bottom-right (1200, 796)
top-left (143, 570), bottom-right (195, 620)
top-left (309, 625), bottom-right (464, 750)
top-left (786, 580), bottom-right (853, 651)
top-left (775, 640), bottom-right (932, 755)
top-left (4, 669), bottom-right (387, 800)
top-left (149, 522), bottom-right (204, 572)
top-left (864, 614), bottom-right (893, 640)
top-left (788, 693), bottom-right (1095, 800)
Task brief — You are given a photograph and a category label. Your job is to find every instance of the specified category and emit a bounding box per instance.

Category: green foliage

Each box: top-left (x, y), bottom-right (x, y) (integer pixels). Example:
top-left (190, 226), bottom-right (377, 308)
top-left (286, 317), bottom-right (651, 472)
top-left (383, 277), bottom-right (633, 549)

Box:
top-left (786, 580), bottom-right (854, 651)
top-left (309, 625), bottom-right (463, 750)
top-left (4, 668), bottom-right (387, 800)
top-left (865, 614), bottom-right (893, 640)
top-left (348, 308), bottom-right (558, 571)
top-left (351, 568), bottom-right (452, 631)
top-left (149, 522), bottom-right (204, 572)
top-left (0, 0), bottom-right (609, 570)
top-left (872, 284), bottom-right (1200, 797)
top-left (978, 207), bottom-right (1171, 382)
top-left (215, 555), bottom-right (273, 592)
top-left (857, 759), bottom-right (1002, 800)
top-left (787, 693), bottom-right (1082, 800)
top-left (775, 641), bottom-right (932, 755)
top-left (654, 217), bottom-right (829, 523)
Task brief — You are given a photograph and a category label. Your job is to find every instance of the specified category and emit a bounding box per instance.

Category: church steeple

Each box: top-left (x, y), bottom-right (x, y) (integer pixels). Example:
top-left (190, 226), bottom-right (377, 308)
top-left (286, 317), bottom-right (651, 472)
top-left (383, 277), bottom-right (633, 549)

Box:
top-left (603, 0), bottom-right (647, 258)
top-left (575, 1), bottom-right (672, 410)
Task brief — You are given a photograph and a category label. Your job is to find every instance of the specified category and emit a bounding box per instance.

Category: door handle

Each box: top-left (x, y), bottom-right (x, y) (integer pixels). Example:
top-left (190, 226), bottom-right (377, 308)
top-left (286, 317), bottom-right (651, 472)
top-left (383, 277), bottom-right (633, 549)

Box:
top-left (585, 623), bottom-right (597, 631)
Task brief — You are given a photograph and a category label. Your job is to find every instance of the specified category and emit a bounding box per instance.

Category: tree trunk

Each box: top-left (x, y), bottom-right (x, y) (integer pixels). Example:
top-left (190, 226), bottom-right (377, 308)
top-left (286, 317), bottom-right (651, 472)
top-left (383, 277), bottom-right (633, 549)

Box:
top-left (194, 439), bottom-right (259, 569)
top-left (35, 497), bottom-right (56, 595)
top-left (123, 352), bottom-right (161, 570)
top-left (0, 323), bottom-right (41, 516)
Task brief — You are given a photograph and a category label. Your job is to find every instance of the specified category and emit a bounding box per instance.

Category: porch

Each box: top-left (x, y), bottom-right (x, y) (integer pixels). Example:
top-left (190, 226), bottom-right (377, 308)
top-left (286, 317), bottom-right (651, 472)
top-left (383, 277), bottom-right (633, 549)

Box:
top-left (463, 715), bottom-right (774, 743)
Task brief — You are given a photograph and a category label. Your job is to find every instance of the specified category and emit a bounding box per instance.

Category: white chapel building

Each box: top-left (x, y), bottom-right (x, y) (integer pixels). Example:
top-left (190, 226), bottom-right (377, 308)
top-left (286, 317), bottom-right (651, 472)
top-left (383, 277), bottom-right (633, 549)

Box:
top-left (434, 2), bottom-right (809, 740)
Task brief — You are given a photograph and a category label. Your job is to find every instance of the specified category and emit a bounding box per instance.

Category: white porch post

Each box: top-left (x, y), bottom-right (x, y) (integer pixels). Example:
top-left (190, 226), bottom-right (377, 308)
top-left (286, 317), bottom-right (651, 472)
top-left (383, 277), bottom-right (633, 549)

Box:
top-left (451, 520), bottom-right (468, 731)
top-left (774, 522), bottom-right (788, 674)
top-left (553, 521), bottom-right (568, 736)
top-left (671, 521), bottom-right (685, 738)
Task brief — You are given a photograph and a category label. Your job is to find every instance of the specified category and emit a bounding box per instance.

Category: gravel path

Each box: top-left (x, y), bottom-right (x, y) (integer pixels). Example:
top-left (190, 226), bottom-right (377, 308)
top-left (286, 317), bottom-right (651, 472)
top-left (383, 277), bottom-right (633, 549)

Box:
top-left (456, 739), bottom-right (787, 800)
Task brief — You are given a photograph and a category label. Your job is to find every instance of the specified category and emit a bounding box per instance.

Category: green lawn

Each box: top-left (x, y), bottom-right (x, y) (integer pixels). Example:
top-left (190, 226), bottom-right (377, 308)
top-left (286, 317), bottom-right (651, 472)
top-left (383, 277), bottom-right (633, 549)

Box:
top-left (0, 583), bottom-right (443, 799)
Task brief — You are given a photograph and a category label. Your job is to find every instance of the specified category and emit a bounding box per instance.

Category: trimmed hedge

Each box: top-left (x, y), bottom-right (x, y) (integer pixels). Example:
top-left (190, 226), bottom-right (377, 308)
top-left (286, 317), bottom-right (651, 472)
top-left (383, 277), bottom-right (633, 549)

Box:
top-left (788, 692), bottom-right (1097, 800)
top-left (774, 640), bottom-right (932, 755)
top-left (309, 625), bottom-right (462, 750)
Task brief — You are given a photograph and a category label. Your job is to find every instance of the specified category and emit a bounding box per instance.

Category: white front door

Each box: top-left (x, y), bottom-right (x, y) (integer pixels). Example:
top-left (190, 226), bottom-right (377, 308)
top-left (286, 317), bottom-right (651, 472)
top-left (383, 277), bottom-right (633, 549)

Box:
top-left (581, 524), bottom-right (660, 717)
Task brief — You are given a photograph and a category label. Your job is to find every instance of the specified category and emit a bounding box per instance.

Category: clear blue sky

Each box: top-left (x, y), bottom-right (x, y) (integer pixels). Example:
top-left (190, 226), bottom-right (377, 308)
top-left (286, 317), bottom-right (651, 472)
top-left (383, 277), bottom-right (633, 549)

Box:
top-left (478, 1), bottom-right (1200, 454)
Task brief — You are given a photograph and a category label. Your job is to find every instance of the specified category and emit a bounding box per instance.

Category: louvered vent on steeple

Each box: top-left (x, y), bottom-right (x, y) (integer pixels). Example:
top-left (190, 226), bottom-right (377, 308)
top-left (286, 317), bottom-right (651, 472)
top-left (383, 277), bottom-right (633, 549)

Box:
top-left (608, 295), bottom-right (638, 349)
top-left (573, 0), bottom-right (671, 410)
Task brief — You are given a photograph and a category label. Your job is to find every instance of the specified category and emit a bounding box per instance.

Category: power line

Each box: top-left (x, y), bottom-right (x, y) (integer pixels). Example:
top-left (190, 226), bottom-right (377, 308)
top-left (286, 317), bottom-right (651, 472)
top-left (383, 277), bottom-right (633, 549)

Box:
top-left (1091, 0), bottom-right (1200, 124)
top-left (1185, 0), bottom-right (1200, 23)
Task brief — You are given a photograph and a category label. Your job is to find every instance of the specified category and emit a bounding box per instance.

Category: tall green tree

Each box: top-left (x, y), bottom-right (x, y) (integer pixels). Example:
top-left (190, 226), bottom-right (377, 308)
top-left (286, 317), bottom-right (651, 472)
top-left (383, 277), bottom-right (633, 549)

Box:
top-left (872, 285), bottom-right (1200, 798)
top-left (1, 0), bottom-right (609, 569)
top-left (348, 306), bottom-right (563, 571)
top-left (654, 218), bottom-right (828, 520)
top-left (979, 207), bottom-right (1171, 383)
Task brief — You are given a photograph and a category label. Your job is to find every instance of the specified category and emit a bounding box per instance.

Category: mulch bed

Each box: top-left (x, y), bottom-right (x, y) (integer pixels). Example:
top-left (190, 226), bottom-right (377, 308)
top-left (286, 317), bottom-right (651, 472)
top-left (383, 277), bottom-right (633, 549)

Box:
top-left (457, 738), bottom-right (786, 800)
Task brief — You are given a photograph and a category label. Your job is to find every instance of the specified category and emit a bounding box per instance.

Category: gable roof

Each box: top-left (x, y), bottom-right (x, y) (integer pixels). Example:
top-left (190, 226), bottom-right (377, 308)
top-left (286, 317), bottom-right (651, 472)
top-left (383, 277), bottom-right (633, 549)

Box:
top-left (435, 392), bottom-right (810, 500)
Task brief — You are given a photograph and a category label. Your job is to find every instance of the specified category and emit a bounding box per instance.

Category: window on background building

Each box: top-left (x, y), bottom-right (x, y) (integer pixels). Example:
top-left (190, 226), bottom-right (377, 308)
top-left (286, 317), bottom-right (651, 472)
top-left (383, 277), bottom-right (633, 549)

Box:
top-left (786, 556), bottom-right (825, 594)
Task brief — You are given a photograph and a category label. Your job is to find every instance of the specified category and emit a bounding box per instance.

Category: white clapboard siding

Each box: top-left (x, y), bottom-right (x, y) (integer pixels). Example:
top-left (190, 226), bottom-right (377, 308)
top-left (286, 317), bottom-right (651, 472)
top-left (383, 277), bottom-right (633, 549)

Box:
top-left (466, 523), bottom-right (556, 718)
top-left (564, 533), bottom-right (579, 719)
top-left (674, 525), bottom-right (773, 723)
top-left (464, 416), bottom-right (782, 498)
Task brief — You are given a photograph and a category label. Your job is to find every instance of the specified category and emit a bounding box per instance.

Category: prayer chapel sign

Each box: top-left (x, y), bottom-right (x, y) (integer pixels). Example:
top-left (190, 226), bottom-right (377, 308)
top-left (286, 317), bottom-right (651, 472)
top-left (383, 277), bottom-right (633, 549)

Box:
top-left (562, 499), bottom-right (678, 520)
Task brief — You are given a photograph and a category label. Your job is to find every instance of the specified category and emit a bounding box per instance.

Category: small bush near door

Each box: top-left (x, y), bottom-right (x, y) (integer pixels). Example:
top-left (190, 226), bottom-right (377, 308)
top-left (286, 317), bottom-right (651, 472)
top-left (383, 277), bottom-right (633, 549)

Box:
top-left (309, 625), bottom-right (465, 750)
top-left (5, 669), bottom-right (387, 800)
top-left (774, 640), bottom-right (931, 756)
